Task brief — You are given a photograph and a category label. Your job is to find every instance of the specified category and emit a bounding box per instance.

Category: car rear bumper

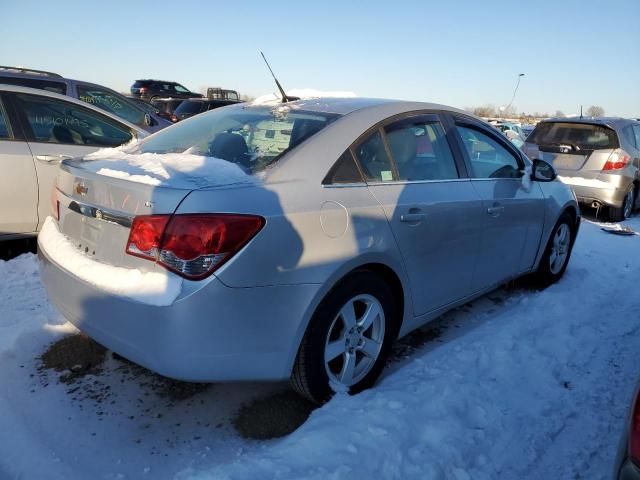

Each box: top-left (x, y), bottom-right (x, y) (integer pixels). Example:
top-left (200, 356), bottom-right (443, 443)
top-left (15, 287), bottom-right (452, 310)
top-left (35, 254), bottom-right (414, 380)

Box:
top-left (557, 172), bottom-right (633, 208)
top-left (38, 238), bottom-right (320, 382)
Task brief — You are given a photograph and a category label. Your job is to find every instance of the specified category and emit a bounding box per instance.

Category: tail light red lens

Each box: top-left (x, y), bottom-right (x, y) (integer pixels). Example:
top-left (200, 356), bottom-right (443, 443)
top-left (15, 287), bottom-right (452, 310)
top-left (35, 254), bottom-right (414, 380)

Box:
top-left (126, 214), bottom-right (265, 280)
top-left (170, 114), bottom-right (178, 122)
top-left (50, 187), bottom-right (60, 221)
top-left (629, 390), bottom-right (640, 463)
top-left (603, 150), bottom-right (630, 171)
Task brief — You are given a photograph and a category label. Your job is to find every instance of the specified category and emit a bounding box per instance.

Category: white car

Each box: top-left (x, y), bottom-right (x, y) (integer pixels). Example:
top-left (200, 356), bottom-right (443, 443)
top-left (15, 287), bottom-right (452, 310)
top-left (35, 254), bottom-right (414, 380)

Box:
top-left (0, 84), bottom-right (146, 240)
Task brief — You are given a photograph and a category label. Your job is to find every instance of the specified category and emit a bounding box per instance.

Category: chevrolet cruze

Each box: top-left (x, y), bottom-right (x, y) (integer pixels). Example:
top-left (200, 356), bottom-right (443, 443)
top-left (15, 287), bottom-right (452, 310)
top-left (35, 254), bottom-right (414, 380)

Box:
top-left (38, 97), bottom-right (580, 404)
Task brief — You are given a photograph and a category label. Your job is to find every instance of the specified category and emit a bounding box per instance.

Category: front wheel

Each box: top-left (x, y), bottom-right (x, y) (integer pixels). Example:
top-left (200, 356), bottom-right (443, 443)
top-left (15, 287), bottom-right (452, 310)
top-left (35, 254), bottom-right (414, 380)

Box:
top-left (290, 272), bottom-right (397, 405)
top-left (531, 213), bottom-right (575, 288)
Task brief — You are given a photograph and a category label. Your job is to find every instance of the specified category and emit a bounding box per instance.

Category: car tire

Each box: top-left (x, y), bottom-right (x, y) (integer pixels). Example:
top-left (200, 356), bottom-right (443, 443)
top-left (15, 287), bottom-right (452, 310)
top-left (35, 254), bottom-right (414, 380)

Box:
top-left (609, 187), bottom-right (635, 222)
top-left (290, 271), bottom-right (397, 405)
top-left (531, 212), bottom-right (575, 288)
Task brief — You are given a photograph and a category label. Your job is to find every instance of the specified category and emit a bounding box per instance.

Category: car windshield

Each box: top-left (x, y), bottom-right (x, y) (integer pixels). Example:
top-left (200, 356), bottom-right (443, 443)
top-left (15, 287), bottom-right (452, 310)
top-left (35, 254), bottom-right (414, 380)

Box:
top-left (528, 122), bottom-right (618, 150)
top-left (129, 105), bottom-right (339, 173)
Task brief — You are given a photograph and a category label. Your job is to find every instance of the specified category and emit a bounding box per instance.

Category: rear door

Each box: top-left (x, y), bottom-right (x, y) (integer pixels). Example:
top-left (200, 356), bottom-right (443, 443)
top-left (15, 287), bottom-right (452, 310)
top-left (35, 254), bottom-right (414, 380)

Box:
top-left (353, 112), bottom-right (484, 316)
top-left (451, 116), bottom-right (545, 290)
top-left (0, 93), bottom-right (39, 235)
top-left (10, 92), bottom-right (135, 230)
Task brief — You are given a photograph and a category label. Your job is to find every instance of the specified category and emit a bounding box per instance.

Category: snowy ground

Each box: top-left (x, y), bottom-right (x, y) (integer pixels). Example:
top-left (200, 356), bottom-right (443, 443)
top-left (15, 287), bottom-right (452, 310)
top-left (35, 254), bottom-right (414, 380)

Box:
top-left (1, 215), bottom-right (639, 480)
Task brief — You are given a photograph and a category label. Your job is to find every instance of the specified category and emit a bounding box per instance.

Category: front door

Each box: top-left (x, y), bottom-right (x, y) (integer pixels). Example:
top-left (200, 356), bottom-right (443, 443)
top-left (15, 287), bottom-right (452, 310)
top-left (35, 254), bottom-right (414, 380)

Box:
top-left (452, 120), bottom-right (545, 291)
top-left (353, 113), bottom-right (484, 316)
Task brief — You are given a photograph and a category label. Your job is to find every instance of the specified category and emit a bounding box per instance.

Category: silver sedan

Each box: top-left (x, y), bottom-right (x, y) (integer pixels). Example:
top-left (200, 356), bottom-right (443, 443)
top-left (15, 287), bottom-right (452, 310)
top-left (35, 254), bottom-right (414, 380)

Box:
top-left (38, 97), bottom-right (580, 404)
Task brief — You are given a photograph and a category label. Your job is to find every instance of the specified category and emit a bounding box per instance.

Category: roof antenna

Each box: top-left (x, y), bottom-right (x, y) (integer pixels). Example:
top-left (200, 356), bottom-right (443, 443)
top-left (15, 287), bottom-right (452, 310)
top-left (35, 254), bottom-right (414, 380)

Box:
top-left (260, 51), bottom-right (297, 103)
top-left (580, 105), bottom-right (583, 119)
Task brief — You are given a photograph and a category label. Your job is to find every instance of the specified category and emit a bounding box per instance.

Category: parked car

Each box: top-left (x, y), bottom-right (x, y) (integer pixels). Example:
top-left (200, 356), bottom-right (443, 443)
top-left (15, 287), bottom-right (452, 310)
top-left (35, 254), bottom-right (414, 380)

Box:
top-left (38, 98), bottom-right (580, 404)
top-left (524, 118), bottom-right (640, 221)
top-left (0, 66), bottom-right (170, 133)
top-left (170, 98), bottom-right (242, 122)
top-left (149, 98), bottom-right (186, 121)
top-left (0, 84), bottom-right (146, 240)
top-left (206, 87), bottom-right (239, 101)
top-left (130, 80), bottom-right (203, 101)
top-left (614, 383), bottom-right (640, 479)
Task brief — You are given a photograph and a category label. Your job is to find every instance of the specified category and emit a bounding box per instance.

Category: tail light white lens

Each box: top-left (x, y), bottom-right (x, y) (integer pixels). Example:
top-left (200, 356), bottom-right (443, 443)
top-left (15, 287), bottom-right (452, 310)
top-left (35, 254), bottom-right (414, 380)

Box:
top-left (603, 149), bottom-right (630, 171)
top-left (629, 390), bottom-right (640, 463)
top-left (126, 214), bottom-right (265, 280)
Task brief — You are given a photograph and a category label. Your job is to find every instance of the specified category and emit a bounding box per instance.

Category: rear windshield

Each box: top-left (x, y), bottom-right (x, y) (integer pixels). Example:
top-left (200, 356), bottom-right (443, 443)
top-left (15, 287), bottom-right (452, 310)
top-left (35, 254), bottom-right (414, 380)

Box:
top-left (130, 105), bottom-right (339, 174)
top-left (174, 101), bottom-right (205, 115)
top-left (133, 80), bottom-right (151, 88)
top-left (528, 122), bottom-right (619, 150)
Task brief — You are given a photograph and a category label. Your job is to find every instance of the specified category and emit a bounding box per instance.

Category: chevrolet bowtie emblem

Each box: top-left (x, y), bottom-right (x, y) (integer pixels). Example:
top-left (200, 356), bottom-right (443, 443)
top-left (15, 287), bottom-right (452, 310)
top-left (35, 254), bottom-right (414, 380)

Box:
top-left (75, 183), bottom-right (88, 195)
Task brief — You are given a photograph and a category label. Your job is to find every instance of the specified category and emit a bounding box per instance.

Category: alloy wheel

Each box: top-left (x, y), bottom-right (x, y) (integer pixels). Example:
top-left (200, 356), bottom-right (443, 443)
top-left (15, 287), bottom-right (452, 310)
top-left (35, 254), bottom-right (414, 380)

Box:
top-left (324, 294), bottom-right (385, 387)
top-left (549, 223), bottom-right (571, 275)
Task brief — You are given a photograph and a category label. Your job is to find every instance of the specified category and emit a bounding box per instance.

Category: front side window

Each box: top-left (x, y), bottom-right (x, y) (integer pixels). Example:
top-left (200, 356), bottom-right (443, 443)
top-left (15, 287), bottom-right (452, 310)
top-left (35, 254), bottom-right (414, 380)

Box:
top-left (16, 93), bottom-right (133, 147)
top-left (384, 118), bottom-right (458, 181)
top-left (456, 125), bottom-right (521, 179)
top-left (354, 130), bottom-right (394, 182)
top-left (130, 105), bottom-right (338, 174)
top-left (0, 98), bottom-right (12, 139)
top-left (77, 85), bottom-right (146, 127)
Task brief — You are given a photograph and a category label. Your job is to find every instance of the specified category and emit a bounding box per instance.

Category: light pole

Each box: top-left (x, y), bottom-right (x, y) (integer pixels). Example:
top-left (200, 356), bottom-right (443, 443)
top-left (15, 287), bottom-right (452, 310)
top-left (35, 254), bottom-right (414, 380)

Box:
top-left (500, 73), bottom-right (525, 118)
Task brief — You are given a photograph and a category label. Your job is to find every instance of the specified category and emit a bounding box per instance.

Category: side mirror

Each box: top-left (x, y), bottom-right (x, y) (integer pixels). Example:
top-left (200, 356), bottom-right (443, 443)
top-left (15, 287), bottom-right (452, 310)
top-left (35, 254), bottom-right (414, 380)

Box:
top-left (144, 113), bottom-right (154, 126)
top-left (531, 159), bottom-right (557, 182)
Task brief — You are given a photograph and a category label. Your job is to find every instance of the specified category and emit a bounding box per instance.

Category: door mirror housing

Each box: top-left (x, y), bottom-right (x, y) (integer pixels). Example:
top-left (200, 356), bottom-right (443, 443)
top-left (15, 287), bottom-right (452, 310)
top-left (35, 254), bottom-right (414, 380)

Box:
top-left (531, 159), bottom-right (557, 182)
top-left (144, 113), bottom-right (154, 126)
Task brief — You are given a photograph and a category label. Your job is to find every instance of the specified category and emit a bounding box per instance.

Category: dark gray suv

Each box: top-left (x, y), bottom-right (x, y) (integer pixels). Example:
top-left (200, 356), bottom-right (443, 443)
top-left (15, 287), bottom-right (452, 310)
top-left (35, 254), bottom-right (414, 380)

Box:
top-left (0, 66), bottom-right (171, 133)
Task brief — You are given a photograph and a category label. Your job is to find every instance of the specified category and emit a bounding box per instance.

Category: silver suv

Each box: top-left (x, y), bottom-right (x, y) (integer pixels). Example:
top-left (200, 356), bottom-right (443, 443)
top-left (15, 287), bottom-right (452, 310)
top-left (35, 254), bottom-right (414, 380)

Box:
top-left (524, 118), bottom-right (640, 221)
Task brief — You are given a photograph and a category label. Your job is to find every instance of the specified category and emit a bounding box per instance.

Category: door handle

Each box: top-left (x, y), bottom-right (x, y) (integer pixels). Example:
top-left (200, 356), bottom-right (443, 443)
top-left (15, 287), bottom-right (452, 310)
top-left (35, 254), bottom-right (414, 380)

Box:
top-left (36, 154), bottom-right (73, 164)
top-left (400, 213), bottom-right (426, 223)
top-left (486, 205), bottom-right (505, 217)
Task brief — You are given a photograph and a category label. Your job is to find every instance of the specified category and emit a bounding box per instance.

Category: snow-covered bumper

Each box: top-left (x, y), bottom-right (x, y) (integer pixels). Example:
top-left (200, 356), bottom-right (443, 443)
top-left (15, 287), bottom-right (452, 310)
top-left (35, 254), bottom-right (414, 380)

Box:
top-left (558, 171), bottom-right (633, 208)
top-left (38, 235), bottom-right (320, 382)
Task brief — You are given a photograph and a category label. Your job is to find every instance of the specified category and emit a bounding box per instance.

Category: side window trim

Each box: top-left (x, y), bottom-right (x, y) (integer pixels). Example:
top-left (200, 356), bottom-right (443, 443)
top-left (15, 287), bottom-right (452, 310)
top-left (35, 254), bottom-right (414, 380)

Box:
top-left (451, 115), bottom-right (525, 179)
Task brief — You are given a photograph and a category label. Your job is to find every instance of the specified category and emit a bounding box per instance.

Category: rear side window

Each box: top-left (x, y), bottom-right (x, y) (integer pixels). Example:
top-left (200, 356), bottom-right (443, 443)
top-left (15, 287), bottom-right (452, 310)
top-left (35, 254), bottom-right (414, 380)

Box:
top-left (0, 98), bottom-right (13, 139)
top-left (0, 76), bottom-right (67, 95)
top-left (384, 118), bottom-right (458, 181)
top-left (77, 85), bottom-right (146, 127)
top-left (633, 126), bottom-right (640, 150)
top-left (528, 122), bottom-right (618, 150)
top-left (622, 125), bottom-right (637, 149)
top-left (16, 93), bottom-right (133, 147)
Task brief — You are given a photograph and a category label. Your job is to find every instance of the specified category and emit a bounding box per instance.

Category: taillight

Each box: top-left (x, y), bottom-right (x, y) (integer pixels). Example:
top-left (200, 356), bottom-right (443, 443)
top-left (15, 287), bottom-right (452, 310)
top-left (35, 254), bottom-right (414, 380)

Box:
top-left (139, 87), bottom-right (148, 94)
top-left (125, 214), bottom-right (264, 279)
top-left (603, 150), bottom-right (630, 171)
top-left (629, 390), bottom-right (640, 463)
top-left (170, 114), bottom-right (178, 122)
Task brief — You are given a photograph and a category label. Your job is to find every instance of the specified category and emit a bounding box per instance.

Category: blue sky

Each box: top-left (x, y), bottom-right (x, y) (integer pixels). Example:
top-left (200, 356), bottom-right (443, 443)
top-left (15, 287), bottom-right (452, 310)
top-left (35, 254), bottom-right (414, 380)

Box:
top-left (2, 0), bottom-right (638, 116)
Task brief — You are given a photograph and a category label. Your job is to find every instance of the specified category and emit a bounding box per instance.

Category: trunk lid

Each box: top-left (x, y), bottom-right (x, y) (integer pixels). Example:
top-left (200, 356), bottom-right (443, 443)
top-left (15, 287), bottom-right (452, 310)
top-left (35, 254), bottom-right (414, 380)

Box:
top-left (55, 160), bottom-right (193, 270)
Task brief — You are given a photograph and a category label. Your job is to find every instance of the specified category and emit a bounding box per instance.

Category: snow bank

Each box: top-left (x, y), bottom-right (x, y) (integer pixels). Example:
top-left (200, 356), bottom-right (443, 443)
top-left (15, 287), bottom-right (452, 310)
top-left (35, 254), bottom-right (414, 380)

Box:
top-left (38, 217), bottom-right (181, 306)
top-left (252, 88), bottom-right (357, 105)
top-left (82, 149), bottom-right (256, 189)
